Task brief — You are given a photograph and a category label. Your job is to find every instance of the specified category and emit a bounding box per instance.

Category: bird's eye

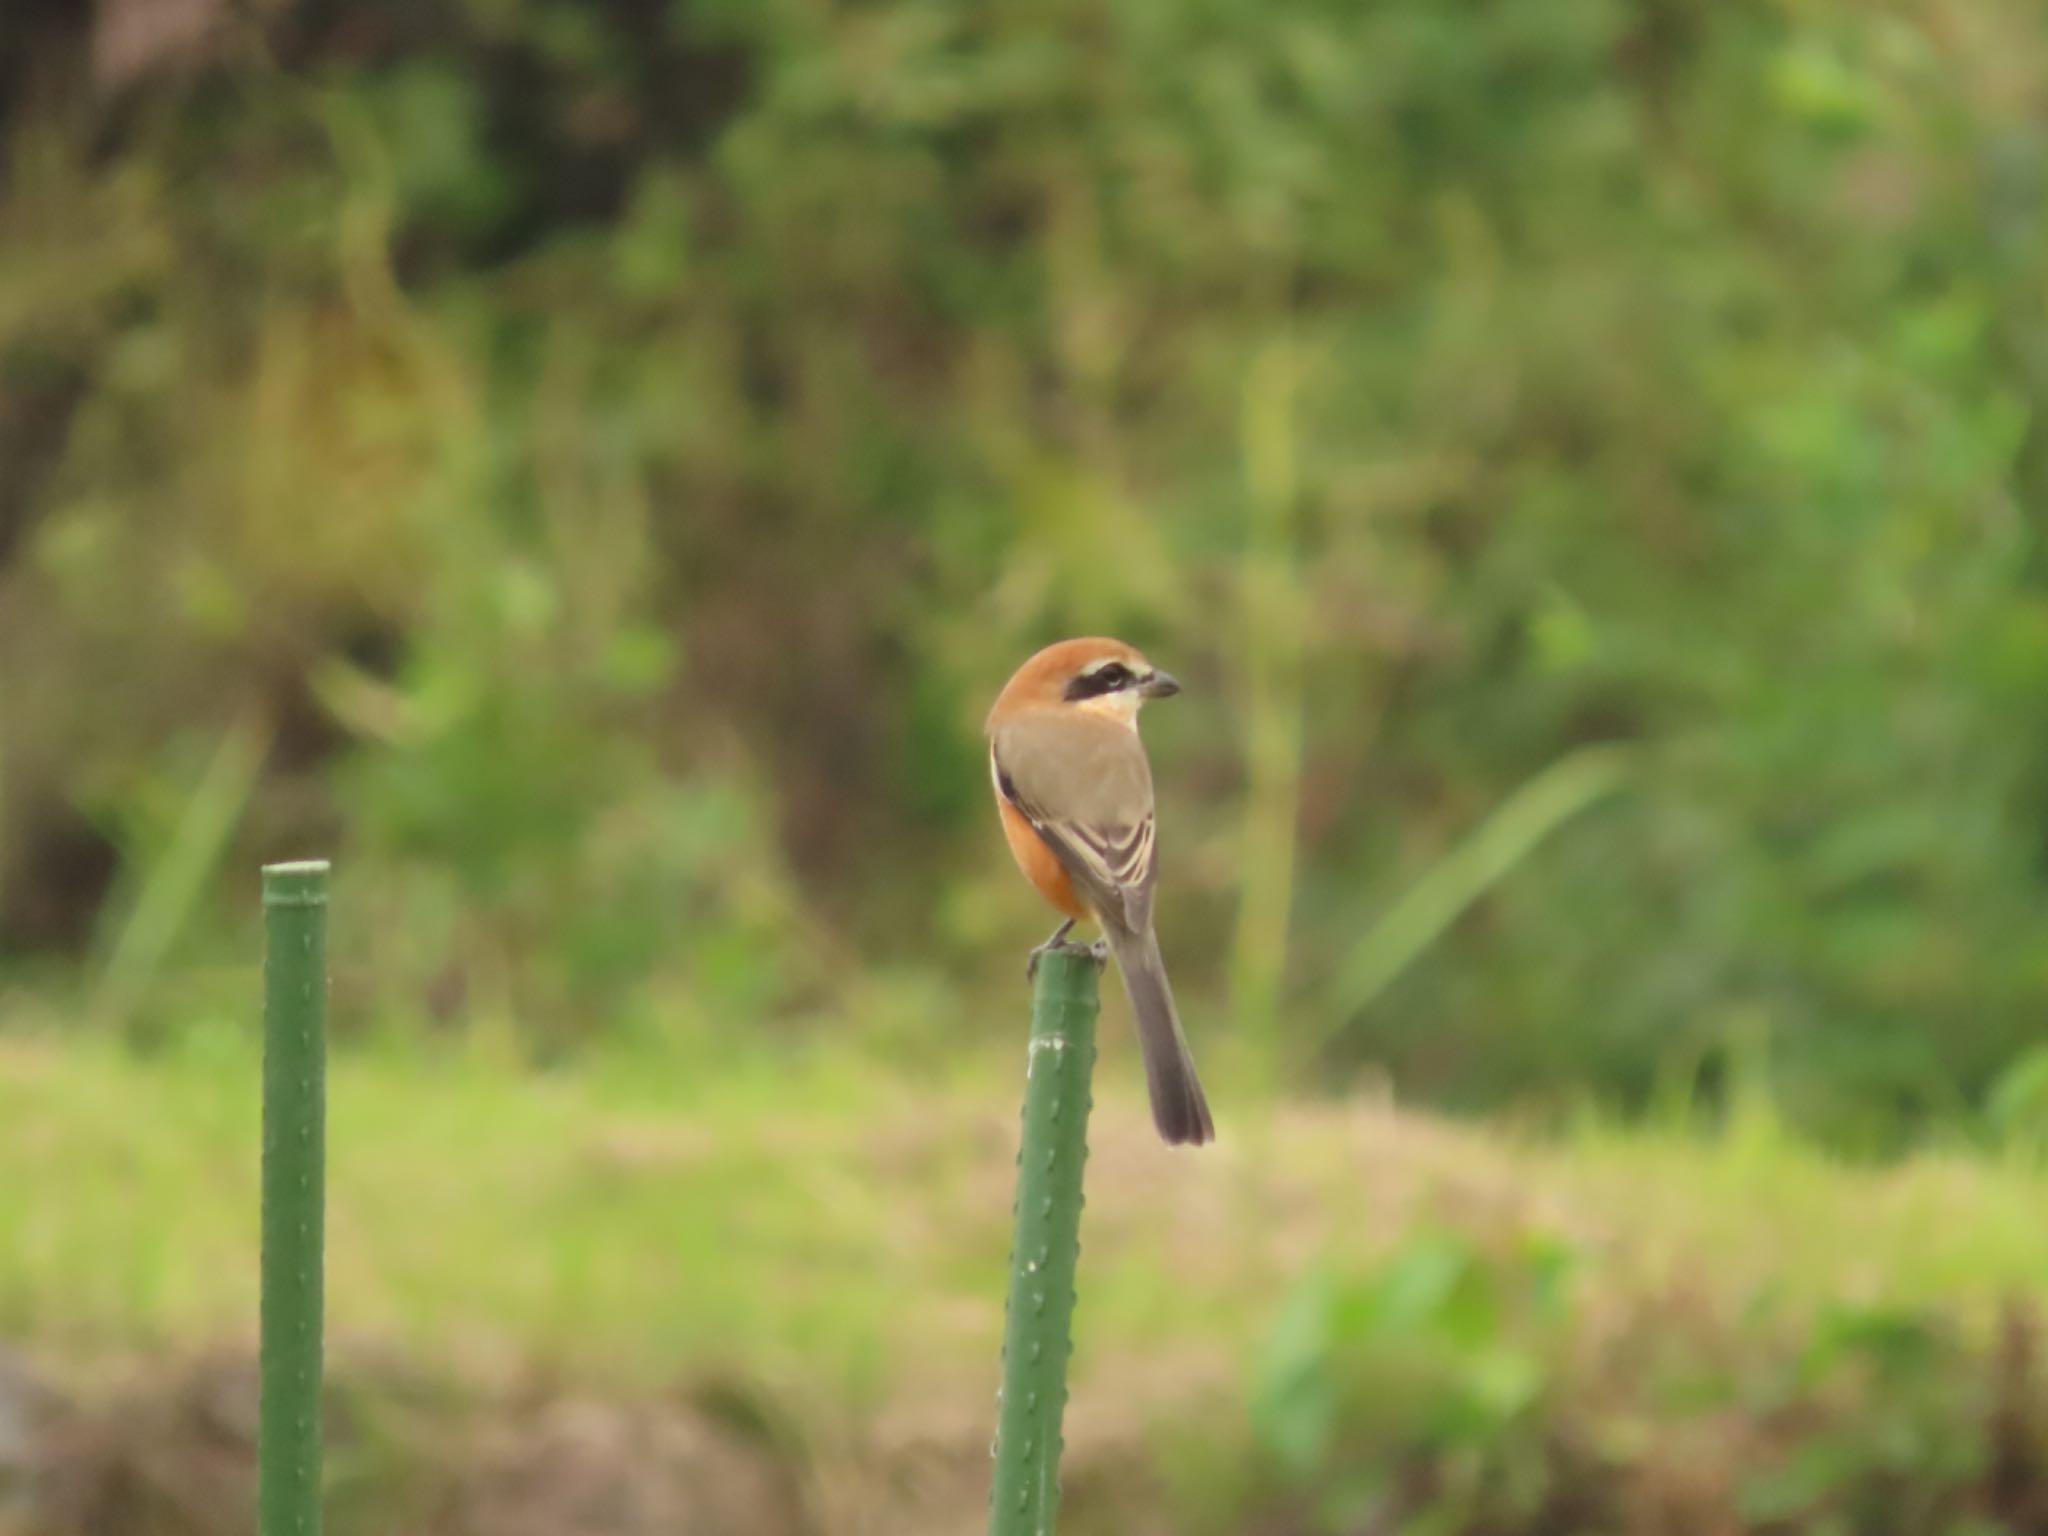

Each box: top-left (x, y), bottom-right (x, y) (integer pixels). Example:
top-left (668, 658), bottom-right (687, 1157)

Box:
top-left (1063, 660), bottom-right (1135, 702)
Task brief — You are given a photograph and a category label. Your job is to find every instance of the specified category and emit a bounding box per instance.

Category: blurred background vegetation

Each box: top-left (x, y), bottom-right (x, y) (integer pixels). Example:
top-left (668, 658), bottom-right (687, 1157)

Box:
top-left (5, 2), bottom-right (2048, 1532)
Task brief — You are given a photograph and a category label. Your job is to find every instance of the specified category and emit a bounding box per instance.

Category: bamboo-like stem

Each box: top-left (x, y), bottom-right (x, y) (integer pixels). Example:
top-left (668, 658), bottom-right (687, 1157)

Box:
top-left (989, 945), bottom-right (1103, 1536)
top-left (261, 860), bottom-right (329, 1536)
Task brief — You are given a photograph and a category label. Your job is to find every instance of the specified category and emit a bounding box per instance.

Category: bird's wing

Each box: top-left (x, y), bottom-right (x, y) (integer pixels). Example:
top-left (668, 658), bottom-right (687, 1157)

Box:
top-left (991, 722), bottom-right (1157, 934)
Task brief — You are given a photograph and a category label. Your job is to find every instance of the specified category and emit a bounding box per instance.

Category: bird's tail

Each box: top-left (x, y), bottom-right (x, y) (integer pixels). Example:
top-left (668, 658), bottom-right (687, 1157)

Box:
top-left (1102, 925), bottom-right (1214, 1146)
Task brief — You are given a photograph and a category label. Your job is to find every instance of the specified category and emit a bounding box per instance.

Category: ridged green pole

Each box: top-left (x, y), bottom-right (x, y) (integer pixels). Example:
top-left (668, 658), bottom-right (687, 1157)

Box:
top-left (989, 944), bottom-right (1102, 1536)
top-left (261, 861), bottom-right (328, 1536)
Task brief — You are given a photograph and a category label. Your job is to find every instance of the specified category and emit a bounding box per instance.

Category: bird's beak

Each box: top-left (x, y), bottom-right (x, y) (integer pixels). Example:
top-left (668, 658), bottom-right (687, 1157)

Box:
top-left (1141, 670), bottom-right (1181, 699)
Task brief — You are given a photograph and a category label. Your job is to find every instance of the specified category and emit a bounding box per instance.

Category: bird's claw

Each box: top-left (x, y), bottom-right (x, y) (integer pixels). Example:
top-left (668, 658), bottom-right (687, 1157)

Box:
top-left (1025, 918), bottom-right (1090, 983)
top-left (1026, 941), bottom-right (1108, 983)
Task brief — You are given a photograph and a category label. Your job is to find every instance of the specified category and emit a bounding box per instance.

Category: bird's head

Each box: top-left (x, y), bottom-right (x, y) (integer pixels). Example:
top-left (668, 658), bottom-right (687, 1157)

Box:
top-left (989, 637), bottom-right (1181, 730)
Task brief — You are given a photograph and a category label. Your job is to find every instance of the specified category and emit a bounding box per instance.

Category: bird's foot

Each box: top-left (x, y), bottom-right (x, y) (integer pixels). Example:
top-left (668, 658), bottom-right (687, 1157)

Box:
top-left (1025, 918), bottom-right (1096, 982)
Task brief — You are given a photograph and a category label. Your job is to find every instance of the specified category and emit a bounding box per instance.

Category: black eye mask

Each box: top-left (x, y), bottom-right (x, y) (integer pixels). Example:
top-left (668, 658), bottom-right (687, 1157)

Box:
top-left (1064, 662), bottom-right (1134, 701)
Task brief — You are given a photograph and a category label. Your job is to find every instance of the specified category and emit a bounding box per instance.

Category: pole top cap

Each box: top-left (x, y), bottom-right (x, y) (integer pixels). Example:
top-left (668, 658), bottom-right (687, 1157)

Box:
top-left (262, 860), bottom-right (331, 907)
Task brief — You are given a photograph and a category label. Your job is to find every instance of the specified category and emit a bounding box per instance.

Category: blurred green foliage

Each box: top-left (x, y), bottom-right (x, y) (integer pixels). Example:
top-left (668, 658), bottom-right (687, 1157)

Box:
top-left (1245, 1236), bottom-right (2048, 1536)
top-left (1249, 1233), bottom-right (1573, 1530)
top-left (2, 0), bottom-right (2047, 1137)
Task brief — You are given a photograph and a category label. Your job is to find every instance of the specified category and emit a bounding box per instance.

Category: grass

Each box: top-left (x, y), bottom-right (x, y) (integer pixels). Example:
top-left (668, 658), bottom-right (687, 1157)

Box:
top-left (13, 1022), bottom-right (2048, 1531)
top-left (6, 1020), bottom-right (2048, 1397)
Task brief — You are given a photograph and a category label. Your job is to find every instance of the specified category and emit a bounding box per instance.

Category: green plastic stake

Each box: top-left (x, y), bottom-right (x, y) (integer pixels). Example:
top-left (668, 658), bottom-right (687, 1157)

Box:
top-left (989, 944), bottom-right (1102, 1536)
top-left (261, 860), bottom-right (329, 1536)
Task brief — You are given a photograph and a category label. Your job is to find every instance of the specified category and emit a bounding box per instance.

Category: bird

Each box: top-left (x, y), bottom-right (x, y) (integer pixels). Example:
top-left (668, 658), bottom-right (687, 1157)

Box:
top-left (986, 637), bottom-right (1214, 1146)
